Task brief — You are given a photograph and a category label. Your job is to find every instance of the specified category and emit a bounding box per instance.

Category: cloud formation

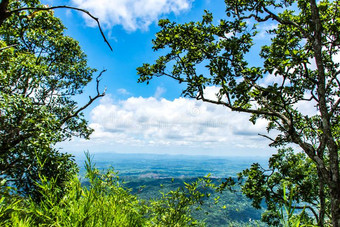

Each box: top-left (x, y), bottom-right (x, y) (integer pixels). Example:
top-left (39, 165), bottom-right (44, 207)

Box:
top-left (117, 88), bottom-right (132, 96)
top-left (154, 86), bottom-right (166, 99)
top-left (87, 88), bottom-right (271, 154)
top-left (71, 0), bottom-right (192, 31)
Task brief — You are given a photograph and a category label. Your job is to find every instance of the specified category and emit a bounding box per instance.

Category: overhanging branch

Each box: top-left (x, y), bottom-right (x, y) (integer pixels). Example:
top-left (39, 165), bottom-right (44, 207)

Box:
top-left (258, 133), bottom-right (275, 142)
top-left (59, 69), bottom-right (106, 126)
top-left (197, 85), bottom-right (291, 124)
top-left (2, 5), bottom-right (113, 51)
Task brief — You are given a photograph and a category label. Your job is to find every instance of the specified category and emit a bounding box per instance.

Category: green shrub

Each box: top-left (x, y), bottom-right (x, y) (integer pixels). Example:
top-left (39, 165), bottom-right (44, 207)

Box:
top-left (0, 152), bottom-right (210, 226)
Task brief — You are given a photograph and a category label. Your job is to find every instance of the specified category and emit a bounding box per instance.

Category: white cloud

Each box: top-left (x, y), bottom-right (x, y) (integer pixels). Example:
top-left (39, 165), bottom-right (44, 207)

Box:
top-left (117, 88), bottom-right (132, 96)
top-left (295, 98), bottom-right (318, 117)
top-left (262, 72), bottom-right (283, 86)
top-left (201, 86), bottom-right (220, 100)
top-left (333, 52), bottom-right (340, 64)
top-left (83, 91), bottom-right (272, 155)
top-left (154, 86), bottom-right (166, 99)
top-left (71, 0), bottom-right (193, 31)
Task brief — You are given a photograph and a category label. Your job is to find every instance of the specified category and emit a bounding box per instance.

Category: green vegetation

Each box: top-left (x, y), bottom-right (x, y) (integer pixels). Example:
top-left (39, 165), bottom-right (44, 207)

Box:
top-left (125, 177), bottom-right (264, 226)
top-left (224, 148), bottom-right (321, 226)
top-left (0, 0), bottom-right (103, 201)
top-left (0, 153), bottom-right (213, 226)
top-left (0, 1), bottom-right (227, 226)
top-left (138, 0), bottom-right (340, 226)
top-left (1, 0), bottom-right (339, 226)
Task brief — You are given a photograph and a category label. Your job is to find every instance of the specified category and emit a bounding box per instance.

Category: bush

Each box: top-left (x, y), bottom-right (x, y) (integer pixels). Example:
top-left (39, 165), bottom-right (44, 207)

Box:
top-left (0, 152), bottom-right (210, 226)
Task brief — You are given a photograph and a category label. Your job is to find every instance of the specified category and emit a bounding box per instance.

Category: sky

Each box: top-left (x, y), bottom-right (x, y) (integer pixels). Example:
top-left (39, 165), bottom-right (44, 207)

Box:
top-left (43, 0), bottom-right (283, 157)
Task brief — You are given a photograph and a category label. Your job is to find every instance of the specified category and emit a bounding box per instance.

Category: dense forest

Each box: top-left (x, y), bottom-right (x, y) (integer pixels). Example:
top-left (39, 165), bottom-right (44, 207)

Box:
top-left (1, 0), bottom-right (339, 226)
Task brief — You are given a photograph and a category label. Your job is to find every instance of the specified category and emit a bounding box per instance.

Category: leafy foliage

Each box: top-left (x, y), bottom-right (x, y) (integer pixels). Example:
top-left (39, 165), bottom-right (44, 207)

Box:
top-left (225, 148), bottom-right (321, 225)
top-left (278, 183), bottom-right (310, 227)
top-left (137, 0), bottom-right (340, 225)
top-left (146, 175), bottom-right (215, 226)
top-left (0, 0), bottom-right (102, 200)
top-left (0, 153), bottom-right (214, 227)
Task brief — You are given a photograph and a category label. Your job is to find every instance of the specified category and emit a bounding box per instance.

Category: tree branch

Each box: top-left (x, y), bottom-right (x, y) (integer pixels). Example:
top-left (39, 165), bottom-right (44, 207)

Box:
top-left (198, 88), bottom-right (291, 124)
top-left (3, 5), bottom-right (113, 51)
top-left (262, 6), bottom-right (312, 40)
top-left (292, 205), bottom-right (319, 222)
top-left (0, 0), bottom-right (9, 25)
top-left (258, 133), bottom-right (275, 142)
top-left (0, 44), bottom-right (17, 51)
top-left (330, 98), bottom-right (340, 116)
top-left (59, 70), bottom-right (106, 126)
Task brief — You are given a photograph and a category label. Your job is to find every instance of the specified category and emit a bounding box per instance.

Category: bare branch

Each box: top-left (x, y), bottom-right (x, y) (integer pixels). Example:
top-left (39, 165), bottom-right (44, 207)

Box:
top-left (258, 133), bottom-right (275, 142)
top-left (330, 98), bottom-right (340, 116)
top-left (59, 70), bottom-right (106, 126)
top-left (198, 88), bottom-right (291, 124)
top-left (0, 44), bottom-right (16, 51)
top-left (5, 5), bottom-right (113, 51)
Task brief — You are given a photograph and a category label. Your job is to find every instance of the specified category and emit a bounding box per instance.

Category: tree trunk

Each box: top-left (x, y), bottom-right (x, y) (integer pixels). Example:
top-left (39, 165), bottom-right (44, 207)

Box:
top-left (309, 0), bottom-right (340, 225)
top-left (0, 0), bottom-right (9, 26)
top-left (318, 171), bottom-right (325, 227)
top-left (330, 185), bottom-right (340, 227)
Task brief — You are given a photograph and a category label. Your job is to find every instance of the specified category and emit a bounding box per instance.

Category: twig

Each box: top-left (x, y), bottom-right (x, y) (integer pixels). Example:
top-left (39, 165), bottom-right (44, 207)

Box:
top-left (59, 69), bottom-right (106, 126)
top-left (7, 5), bottom-right (113, 51)
top-left (0, 44), bottom-right (17, 51)
top-left (258, 133), bottom-right (275, 142)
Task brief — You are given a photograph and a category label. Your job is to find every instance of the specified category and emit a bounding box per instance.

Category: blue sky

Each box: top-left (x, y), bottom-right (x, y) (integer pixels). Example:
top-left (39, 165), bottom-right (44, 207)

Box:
top-left (43, 0), bottom-right (283, 157)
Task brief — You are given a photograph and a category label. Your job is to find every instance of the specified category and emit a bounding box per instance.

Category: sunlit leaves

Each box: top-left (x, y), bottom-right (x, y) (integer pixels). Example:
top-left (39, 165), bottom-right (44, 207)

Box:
top-left (0, 0), bottom-right (96, 199)
top-left (138, 0), bottom-right (340, 225)
top-left (234, 148), bottom-right (318, 226)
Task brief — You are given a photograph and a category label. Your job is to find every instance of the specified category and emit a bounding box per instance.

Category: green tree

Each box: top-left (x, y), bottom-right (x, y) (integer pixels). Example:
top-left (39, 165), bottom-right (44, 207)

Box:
top-left (137, 0), bottom-right (340, 226)
top-left (226, 148), bottom-right (323, 226)
top-left (0, 0), bottom-right (105, 200)
top-left (0, 0), bottom-right (112, 51)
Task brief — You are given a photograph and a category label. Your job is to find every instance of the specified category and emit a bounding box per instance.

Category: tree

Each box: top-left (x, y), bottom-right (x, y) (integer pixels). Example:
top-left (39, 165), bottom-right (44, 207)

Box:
top-left (137, 0), bottom-right (340, 226)
top-left (0, 0), bottom-right (112, 51)
top-left (0, 0), bottom-right (105, 200)
top-left (225, 148), bottom-right (325, 225)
